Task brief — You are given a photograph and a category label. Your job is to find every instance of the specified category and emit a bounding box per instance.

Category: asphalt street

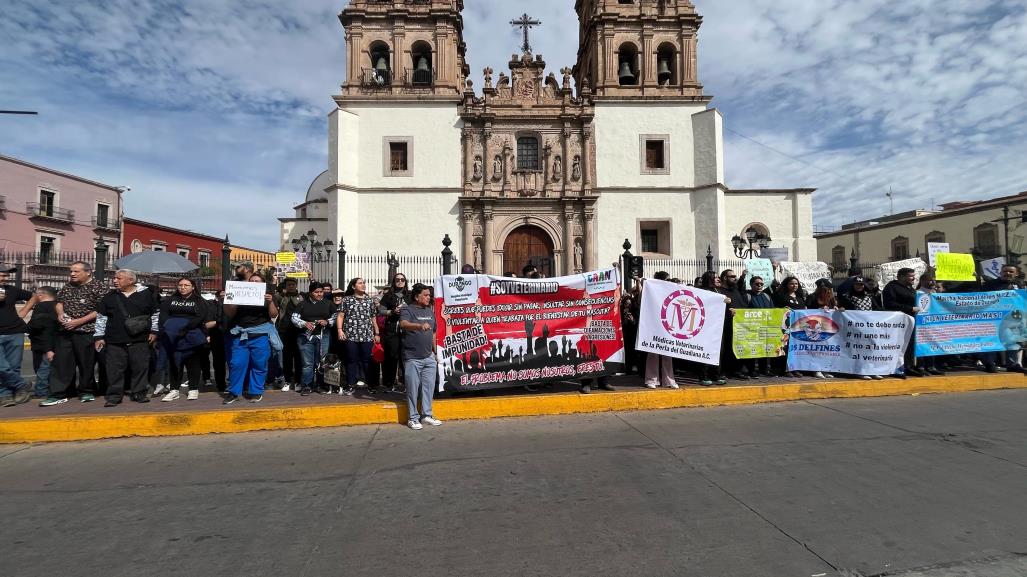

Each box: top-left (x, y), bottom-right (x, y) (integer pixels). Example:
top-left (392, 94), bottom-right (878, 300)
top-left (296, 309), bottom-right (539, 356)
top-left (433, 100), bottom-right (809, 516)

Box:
top-left (1, 390), bottom-right (1026, 577)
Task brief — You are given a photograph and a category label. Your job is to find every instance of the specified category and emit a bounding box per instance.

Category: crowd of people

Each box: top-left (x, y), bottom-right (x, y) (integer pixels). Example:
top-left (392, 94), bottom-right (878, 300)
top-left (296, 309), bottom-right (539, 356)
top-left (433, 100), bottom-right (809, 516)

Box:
top-left (0, 262), bottom-right (442, 430)
top-left (1, 260), bottom-right (1024, 427)
top-left (619, 263), bottom-right (1026, 387)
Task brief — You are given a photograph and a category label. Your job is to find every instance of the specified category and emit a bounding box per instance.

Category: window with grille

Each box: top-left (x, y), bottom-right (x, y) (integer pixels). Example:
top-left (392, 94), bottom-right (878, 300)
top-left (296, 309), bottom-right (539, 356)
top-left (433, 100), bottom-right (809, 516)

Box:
top-left (891, 236), bottom-right (909, 260)
top-left (516, 136), bottom-right (540, 170)
top-left (40, 236), bottom-right (55, 263)
top-left (390, 142), bottom-right (408, 172)
top-left (39, 190), bottom-right (55, 216)
top-left (199, 253), bottom-right (210, 268)
top-left (641, 229), bottom-right (659, 254)
top-left (96, 204), bottom-right (109, 228)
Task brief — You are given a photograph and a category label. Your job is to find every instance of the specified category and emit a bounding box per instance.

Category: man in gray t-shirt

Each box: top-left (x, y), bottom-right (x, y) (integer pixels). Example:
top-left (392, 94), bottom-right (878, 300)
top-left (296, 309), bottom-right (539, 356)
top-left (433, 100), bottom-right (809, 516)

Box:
top-left (399, 284), bottom-right (441, 430)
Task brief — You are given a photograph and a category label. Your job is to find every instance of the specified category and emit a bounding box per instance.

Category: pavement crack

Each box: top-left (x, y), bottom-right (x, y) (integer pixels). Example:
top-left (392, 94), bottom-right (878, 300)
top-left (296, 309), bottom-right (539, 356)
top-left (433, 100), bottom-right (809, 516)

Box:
top-left (612, 412), bottom-right (842, 574)
top-left (803, 400), bottom-right (1027, 469)
top-left (0, 446), bottom-right (33, 461)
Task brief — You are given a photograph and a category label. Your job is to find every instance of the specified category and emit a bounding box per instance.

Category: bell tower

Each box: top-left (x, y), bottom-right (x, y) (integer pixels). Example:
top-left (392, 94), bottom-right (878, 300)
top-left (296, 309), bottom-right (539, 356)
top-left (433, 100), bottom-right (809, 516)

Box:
top-left (338, 0), bottom-right (469, 100)
top-left (573, 0), bottom-right (706, 100)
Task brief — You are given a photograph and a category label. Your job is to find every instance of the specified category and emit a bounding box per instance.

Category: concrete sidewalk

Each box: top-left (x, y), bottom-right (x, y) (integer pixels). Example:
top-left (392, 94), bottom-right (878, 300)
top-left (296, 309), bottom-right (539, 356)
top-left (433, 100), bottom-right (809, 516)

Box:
top-left (2, 370), bottom-right (1024, 443)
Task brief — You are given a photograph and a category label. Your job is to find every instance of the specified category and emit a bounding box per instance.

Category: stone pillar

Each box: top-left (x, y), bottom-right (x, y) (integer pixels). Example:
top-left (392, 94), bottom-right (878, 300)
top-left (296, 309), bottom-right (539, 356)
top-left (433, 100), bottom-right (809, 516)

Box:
top-left (642, 31), bottom-right (655, 85)
top-left (584, 208), bottom-right (596, 271)
top-left (462, 208), bottom-right (475, 266)
top-left (582, 125), bottom-right (593, 189)
top-left (563, 206), bottom-right (575, 275)
top-left (561, 126), bottom-right (571, 195)
top-left (482, 208), bottom-right (495, 274)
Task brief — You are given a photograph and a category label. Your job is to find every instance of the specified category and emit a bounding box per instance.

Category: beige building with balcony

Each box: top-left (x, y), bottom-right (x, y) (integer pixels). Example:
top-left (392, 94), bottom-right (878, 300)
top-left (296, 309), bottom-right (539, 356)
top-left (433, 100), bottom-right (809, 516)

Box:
top-left (816, 190), bottom-right (1027, 269)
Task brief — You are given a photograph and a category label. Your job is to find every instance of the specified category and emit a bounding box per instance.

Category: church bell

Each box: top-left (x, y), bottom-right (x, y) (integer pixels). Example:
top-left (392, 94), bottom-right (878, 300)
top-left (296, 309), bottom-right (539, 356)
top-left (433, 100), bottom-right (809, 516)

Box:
top-left (375, 56), bottom-right (388, 73)
top-left (657, 59), bottom-right (672, 85)
top-left (413, 55), bottom-right (431, 84)
top-left (618, 61), bottom-right (635, 85)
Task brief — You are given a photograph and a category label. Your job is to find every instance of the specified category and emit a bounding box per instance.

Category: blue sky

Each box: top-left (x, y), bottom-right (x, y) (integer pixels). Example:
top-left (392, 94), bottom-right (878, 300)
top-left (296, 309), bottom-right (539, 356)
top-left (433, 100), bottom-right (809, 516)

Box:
top-left (2, 0), bottom-right (1026, 250)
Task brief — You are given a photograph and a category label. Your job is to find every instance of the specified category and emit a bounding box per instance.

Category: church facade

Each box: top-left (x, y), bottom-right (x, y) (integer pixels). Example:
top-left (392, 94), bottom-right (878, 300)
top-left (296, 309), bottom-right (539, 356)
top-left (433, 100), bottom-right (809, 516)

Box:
top-left (284, 0), bottom-right (815, 276)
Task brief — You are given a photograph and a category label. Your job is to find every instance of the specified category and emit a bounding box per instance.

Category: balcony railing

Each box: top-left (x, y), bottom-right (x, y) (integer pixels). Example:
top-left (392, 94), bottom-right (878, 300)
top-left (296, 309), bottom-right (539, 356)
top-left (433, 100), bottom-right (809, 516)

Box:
top-left (361, 68), bottom-right (392, 88)
top-left (91, 216), bottom-right (121, 230)
top-left (404, 68), bottom-right (435, 87)
top-left (26, 202), bottom-right (74, 223)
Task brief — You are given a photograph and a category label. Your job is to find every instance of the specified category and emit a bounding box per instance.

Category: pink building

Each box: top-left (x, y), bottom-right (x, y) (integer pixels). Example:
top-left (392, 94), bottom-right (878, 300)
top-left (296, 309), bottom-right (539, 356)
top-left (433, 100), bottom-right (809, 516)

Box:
top-left (0, 154), bottom-right (125, 257)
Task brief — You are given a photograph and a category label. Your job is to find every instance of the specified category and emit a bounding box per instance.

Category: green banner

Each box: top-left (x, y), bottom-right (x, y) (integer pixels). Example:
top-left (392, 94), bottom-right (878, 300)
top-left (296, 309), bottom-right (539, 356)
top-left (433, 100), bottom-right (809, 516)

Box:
top-left (732, 308), bottom-right (788, 359)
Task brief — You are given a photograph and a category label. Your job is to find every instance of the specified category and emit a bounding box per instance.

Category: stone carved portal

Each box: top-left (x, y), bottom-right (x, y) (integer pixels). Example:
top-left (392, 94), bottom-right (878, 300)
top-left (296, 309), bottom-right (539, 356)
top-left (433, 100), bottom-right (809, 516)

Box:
top-left (503, 225), bottom-right (554, 277)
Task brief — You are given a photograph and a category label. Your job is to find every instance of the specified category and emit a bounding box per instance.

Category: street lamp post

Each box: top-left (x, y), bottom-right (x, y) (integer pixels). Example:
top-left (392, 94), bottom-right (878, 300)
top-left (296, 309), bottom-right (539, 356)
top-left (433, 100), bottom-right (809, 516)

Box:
top-left (731, 229), bottom-right (772, 259)
top-left (290, 229), bottom-right (335, 283)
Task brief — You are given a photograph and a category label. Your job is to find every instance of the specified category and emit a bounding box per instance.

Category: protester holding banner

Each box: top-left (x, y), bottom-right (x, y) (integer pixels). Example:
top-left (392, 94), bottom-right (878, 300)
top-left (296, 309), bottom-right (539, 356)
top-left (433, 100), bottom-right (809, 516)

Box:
top-left (692, 271), bottom-right (726, 385)
top-left (883, 268), bottom-right (923, 377)
top-left (718, 269), bottom-right (748, 380)
top-left (772, 276), bottom-right (806, 378)
top-left (644, 271), bottom-right (679, 389)
top-left (981, 265), bottom-right (1025, 373)
top-left (913, 275), bottom-right (947, 375)
top-left (839, 277), bottom-right (881, 312)
top-left (743, 276), bottom-right (777, 377)
top-left (222, 273), bottom-right (280, 404)
top-left (619, 279), bottom-right (643, 376)
top-left (337, 277), bottom-right (380, 394)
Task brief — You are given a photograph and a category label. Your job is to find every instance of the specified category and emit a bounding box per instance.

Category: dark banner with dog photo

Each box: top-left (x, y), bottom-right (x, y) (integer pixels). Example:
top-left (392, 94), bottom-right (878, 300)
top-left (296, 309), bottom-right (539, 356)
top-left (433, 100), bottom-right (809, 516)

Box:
top-left (432, 269), bottom-right (625, 392)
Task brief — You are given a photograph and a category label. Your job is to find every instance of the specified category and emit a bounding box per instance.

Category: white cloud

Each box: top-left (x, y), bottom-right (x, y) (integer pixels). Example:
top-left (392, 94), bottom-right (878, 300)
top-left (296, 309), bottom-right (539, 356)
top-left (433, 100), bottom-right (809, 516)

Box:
top-left (1, 0), bottom-right (1025, 249)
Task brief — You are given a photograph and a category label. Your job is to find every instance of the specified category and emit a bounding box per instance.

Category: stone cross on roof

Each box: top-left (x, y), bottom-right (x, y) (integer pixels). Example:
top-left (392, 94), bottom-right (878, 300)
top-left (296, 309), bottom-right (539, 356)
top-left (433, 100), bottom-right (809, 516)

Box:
top-left (510, 13), bottom-right (541, 55)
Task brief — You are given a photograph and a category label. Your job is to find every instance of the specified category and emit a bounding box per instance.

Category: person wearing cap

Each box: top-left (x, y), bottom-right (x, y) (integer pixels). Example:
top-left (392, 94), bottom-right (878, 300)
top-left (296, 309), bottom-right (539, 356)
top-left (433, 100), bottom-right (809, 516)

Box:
top-left (804, 279), bottom-right (843, 379)
top-left (0, 267), bottom-right (38, 406)
top-left (291, 281), bottom-right (336, 395)
top-left (839, 277), bottom-right (882, 312)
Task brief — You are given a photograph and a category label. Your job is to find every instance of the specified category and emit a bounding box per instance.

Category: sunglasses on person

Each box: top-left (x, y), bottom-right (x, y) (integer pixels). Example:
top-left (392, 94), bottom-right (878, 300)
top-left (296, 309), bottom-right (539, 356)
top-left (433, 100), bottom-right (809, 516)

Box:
top-left (394, 277), bottom-right (407, 283)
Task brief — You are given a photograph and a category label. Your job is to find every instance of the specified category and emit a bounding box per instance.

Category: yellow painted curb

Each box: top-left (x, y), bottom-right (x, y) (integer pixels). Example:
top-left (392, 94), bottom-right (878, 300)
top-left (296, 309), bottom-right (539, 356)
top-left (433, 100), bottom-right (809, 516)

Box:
top-left (1, 373), bottom-right (1024, 444)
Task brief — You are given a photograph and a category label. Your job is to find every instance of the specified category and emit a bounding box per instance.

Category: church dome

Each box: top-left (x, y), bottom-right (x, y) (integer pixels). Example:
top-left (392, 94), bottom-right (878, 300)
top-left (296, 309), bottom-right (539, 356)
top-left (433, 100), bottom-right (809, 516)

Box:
top-left (305, 170), bottom-right (332, 203)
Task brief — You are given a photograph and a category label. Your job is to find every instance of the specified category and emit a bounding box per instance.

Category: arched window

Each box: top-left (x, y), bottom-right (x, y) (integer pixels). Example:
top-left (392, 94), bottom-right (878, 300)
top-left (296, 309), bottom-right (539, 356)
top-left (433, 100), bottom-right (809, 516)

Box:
top-left (891, 236), bottom-right (909, 260)
top-left (831, 245), bottom-right (846, 268)
top-left (924, 230), bottom-right (945, 255)
top-left (973, 223), bottom-right (1000, 257)
top-left (516, 135), bottom-right (540, 170)
top-left (617, 43), bottom-right (639, 86)
top-left (368, 41), bottom-right (391, 85)
top-left (656, 42), bottom-right (677, 86)
top-left (410, 41), bottom-right (433, 86)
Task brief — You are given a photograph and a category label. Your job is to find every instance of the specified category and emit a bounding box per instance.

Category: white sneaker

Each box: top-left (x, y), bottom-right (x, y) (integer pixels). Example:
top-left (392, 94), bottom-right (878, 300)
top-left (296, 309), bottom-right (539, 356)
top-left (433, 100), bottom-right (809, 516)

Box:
top-left (824, 373), bottom-right (836, 378)
top-left (813, 371), bottom-right (826, 379)
top-left (162, 390), bottom-right (180, 402)
top-left (421, 416), bottom-right (443, 426)
top-left (645, 381), bottom-right (659, 389)
top-left (356, 380), bottom-right (366, 388)
top-left (187, 390), bottom-right (199, 400)
top-left (408, 419), bottom-right (423, 430)
top-left (152, 384), bottom-right (168, 397)
top-left (281, 383), bottom-right (291, 392)
top-left (862, 375), bottom-right (873, 380)
top-left (663, 381), bottom-right (680, 389)
top-left (871, 375), bottom-right (884, 380)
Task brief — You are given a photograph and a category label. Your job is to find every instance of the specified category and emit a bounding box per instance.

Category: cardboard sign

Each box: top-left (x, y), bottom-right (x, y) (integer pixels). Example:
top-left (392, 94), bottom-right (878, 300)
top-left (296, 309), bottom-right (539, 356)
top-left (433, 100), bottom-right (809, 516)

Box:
top-left (744, 258), bottom-right (774, 285)
top-left (980, 257), bottom-right (1006, 279)
top-left (224, 281), bottom-right (268, 306)
top-left (926, 242), bottom-right (950, 267)
top-left (874, 258), bottom-right (928, 287)
top-left (761, 247), bottom-right (789, 262)
top-left (779, 262), bottom-right (831, 294)
top-left (934, 252), bottom-right (976, 281)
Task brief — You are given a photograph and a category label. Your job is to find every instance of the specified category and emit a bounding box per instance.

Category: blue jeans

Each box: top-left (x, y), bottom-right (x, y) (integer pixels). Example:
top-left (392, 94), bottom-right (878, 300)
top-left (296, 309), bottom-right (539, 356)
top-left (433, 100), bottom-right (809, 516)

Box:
top-left (343, 341), bottom-right (373, 387)
top-left (0, 333), bottom-right (27, 394)
top-left (298, 335), bottom-right (330, 388)
top-left (404, 356), bottom-right (437, 421)
top-left (32, 350), bottom-right (51, 397)
top-left (227, 333), bottom-right (270, 396)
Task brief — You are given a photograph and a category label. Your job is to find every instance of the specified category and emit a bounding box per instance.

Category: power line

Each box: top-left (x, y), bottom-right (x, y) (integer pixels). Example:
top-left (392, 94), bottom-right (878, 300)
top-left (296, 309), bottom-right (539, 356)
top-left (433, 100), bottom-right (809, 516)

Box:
top-left (0, 110), bottom-right (38, 115)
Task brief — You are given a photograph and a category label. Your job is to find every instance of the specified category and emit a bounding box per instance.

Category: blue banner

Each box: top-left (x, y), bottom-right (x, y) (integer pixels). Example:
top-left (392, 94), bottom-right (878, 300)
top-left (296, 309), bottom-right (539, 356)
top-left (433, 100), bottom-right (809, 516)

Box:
top-left (915, 290), bottom-right (1027, 357)
top-left (786, 310), bottom-right (914, 375)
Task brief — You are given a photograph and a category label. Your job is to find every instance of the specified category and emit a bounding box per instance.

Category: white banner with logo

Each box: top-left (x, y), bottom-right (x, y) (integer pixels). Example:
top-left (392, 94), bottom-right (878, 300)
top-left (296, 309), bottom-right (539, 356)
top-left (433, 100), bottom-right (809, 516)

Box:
top-left (779, 261), bottom-right (831, 294)
top-left (636, 280), bottom-right (726, 365)
top-left (785, 310), bottom-right (914, 375)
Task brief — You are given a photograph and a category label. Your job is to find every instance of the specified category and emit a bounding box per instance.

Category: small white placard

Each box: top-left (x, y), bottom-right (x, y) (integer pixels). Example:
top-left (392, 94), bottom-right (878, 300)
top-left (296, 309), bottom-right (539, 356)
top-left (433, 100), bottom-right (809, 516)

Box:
top-left (224, 281), bottom-right (267, 306)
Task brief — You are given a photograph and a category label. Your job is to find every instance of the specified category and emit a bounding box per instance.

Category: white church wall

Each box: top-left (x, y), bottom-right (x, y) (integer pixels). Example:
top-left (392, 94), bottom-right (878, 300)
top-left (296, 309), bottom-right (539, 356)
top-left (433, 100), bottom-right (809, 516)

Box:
top-left (352, 191), bottom-right (462, 256)
top-left (724, 191), bottom-right (815, 261)
top-left (329, 108), bottom-right (360, 187)
top-left (594, 191), bottom-right (702, 266)
top-left (593, 101), bottom-right (709, 189)
top-left (342, 103), bottom-right (462, 190)
top-left (692, 108), bottom-right (724, 186)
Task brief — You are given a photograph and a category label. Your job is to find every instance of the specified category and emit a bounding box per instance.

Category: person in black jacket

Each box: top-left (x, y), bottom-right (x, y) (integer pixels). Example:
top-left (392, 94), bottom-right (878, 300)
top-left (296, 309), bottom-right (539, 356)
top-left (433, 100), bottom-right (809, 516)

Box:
top-left (94, 270), bottom-right (159, 406)
top-left (27, 286), bottom-right (59, 398)
top-left (158, 277), bottom-right (212, 401)
top-left (718, 269), bottom-right (747, 380)
top-left (882, 267), bottom-right (924, 377)
top-left (378, 273), bottom-right (411, 392)
top-left (981, 264), bottom-right (1025, 373)
top-left (0, 268), bottom-right (38, 406)
top-left (292, 282), bottom-right (337, 395)
top-left (839, 277), bottom-right (882, 311)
